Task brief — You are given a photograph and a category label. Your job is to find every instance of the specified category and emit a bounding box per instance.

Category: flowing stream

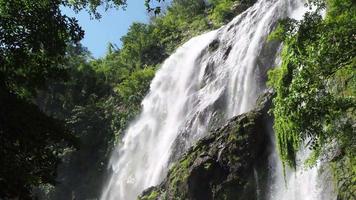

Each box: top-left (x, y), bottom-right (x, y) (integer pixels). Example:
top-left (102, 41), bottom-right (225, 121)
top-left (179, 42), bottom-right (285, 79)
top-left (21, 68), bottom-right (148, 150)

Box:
top-left (100, 0), bottom-right (333, 199)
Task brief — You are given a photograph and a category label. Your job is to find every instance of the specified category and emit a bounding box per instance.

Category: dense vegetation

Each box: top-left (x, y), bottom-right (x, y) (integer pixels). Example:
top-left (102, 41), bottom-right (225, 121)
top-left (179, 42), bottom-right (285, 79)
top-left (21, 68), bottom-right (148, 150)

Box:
top-left (0, 0), bottom-right (85, 198)
top-left (268, 0), bottom-right (355, 198)
top-left (0, 0), bottom-right (252, 199)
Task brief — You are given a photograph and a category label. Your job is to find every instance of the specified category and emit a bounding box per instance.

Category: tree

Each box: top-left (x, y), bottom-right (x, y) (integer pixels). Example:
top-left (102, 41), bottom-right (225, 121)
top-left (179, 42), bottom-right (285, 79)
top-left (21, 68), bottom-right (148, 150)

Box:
top-left (268, 0), bottom-right (355, 170)
top-left (0, 82), bottom-right (78, 199)
top-left (119, 23), bottom-right (167, 69)
top-left (0, 0), bottom-right (85, 198)
top-left (0, 0), bottom-right (164, 98)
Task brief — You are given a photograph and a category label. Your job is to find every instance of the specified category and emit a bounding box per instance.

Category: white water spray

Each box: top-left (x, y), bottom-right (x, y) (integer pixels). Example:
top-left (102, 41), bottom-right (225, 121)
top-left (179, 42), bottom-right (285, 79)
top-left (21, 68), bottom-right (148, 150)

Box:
top-left (100, 1), bottom-right (332, 200)
top-left (268, 143), bottom-right (337, 200)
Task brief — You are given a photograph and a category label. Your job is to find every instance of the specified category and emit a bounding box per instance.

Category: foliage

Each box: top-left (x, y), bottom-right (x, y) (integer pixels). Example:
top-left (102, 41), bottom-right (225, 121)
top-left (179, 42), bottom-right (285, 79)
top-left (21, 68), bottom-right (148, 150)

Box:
top-left (208, 0), bottom-right (236, 26)
top-left (150, 0), bottom-right (209, 52)
top-left (64, 0), bottom-right (127, 18)
top-left (0, 84), bottom-right (77, 199)
top-left (33, 45), bottom-right (114, 199)
top-left (66, 0), bottom-right (166, 18)
top-left (118, 23), bottom-right (167, 69)
top-left (330, 153), bottom-right (356, 199)
top-left (0, 0), bottom-right (84, 97)
top-left (0, 0), bottom-right (84, 198)
top-left (268, 0), bottom-right (355, 171)
top-left (52, 101), bottom-right (116, 199)
top-left (115, 67), bottom-right (155, 105)
top-left (34, 43), bottom-right (156, 199)
top-left (150, 0), bottom-right (256, 53)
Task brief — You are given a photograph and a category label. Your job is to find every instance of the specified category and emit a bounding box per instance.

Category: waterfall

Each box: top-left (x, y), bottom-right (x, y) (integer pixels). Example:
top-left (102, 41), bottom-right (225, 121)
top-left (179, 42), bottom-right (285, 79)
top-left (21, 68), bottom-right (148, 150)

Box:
top-left (100, 0), bottom-right (322, 199)
top-left (268, 142), bottom-right (337, 200)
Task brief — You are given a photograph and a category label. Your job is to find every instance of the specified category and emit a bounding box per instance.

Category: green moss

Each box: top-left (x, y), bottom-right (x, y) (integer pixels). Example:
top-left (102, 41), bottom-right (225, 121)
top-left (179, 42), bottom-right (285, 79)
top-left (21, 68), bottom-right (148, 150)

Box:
top-left (228, 154), bottom-right (240, 163)
top-left (208, 0), bottom-right (257, 27)
top-left (228, 132), bottom-right (238, 142)
top-left (138, 190), bottom-right (160, 200)
top-left (165, 153), bottom-right (197, 198)
top-left (331, 153), bottom-right (356, 199)
top-left (304, 150), bottom-right (320, 168)
top-left (204, 162), bottom-right (212, 170)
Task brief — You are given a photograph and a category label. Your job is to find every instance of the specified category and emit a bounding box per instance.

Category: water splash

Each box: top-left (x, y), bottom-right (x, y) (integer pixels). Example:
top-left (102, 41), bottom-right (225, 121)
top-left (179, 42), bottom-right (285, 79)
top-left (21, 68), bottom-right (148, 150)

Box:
top-left (268, 145), bottom-right (337, 200)
top-left (101, 1), bottom-right (315, 199)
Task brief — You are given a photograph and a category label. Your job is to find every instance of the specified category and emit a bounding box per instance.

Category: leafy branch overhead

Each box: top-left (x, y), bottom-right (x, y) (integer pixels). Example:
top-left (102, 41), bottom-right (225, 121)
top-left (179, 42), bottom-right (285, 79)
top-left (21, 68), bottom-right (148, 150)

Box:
top-left (268, 0), bottom-right (355, 174)
top-left (64, 0), bottom-right (165, 18)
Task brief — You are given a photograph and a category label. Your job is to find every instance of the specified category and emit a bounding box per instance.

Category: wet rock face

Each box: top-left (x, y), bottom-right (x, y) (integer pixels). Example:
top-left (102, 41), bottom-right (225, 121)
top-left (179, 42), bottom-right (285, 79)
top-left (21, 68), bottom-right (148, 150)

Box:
top-left (138, 92), bottom-right (274, 200)
top-left (232, 0), bottom-right (258, 14)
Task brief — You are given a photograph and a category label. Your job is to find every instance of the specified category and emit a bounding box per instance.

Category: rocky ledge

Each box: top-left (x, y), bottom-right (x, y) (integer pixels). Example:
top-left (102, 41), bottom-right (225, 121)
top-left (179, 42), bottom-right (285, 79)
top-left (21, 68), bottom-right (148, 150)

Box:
top-left (138, 91), bottom-right (274, 200)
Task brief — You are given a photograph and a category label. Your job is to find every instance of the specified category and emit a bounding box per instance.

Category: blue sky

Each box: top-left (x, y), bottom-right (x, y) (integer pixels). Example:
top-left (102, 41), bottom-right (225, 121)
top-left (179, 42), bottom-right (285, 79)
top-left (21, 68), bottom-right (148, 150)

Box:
top-left (62, 1), bottom-right (150, 58)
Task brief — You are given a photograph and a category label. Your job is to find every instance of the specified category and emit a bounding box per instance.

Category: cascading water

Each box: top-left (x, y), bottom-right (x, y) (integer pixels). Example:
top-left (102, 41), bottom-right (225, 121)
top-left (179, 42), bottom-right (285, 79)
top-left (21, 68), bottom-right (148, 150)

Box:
top-left (268, 139), bottom-right (337, 200)
top-left (100, 0), bottom-right (330, 199)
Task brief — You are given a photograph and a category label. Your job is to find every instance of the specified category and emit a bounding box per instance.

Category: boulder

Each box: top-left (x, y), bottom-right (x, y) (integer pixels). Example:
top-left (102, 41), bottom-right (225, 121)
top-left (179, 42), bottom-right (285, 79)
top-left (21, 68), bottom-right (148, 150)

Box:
top-left (138, 91), bottom-right (274, 200)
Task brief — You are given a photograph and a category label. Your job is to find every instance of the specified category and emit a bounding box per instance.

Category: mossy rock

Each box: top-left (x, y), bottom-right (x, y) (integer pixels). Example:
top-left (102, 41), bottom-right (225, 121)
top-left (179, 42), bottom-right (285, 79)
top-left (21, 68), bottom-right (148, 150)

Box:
top-left (138, 91), bottom-right (274, 200)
